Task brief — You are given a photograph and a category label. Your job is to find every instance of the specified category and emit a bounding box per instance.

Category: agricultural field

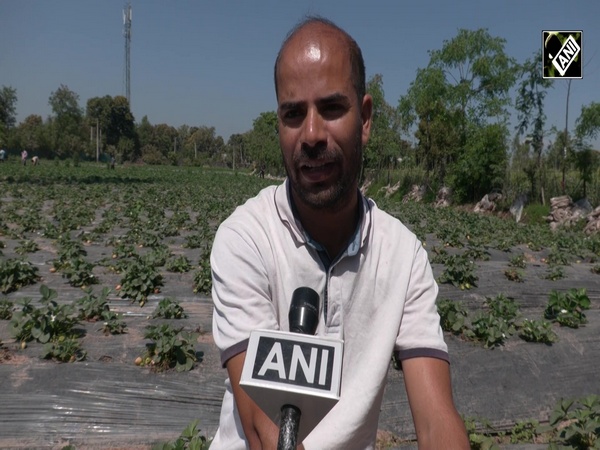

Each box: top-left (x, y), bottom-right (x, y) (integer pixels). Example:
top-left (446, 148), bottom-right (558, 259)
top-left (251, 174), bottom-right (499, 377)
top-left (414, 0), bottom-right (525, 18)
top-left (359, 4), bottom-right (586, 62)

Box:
top-left (0, 162), bottom-right (598, 449)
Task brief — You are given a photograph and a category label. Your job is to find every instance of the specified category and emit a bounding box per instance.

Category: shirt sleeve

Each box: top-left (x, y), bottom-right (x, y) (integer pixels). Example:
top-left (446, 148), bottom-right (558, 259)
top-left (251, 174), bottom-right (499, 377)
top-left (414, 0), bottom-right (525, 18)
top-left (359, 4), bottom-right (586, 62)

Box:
top-left (211, 222), bottom-right (280, 367)
top-left (394, 240), bottom-right (448, 363)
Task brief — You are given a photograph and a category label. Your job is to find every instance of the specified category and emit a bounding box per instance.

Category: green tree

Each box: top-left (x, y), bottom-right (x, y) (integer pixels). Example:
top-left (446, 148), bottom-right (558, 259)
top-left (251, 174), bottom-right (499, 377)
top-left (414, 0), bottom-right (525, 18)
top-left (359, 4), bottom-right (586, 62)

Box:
top-left (86, 95), bottom-right (138, 161)
top-left (575, 102), bottom-right (600, 146)
top-left (14, 115), bottom-right (52, 158)
top-left (400, 29), bottom-right (515, 199)
top-left (246, 111), bottom-right (281, 174)
top-left (364, 74), bottom-right (403, 183)
top-left (515, 53), bottom-right (553, 202)
top-left (572, 102), bottom-right (600, 198)
top-left (0, 86), bottom-right (18, 145)
top-left (48, 84), bottom-right (85, 158)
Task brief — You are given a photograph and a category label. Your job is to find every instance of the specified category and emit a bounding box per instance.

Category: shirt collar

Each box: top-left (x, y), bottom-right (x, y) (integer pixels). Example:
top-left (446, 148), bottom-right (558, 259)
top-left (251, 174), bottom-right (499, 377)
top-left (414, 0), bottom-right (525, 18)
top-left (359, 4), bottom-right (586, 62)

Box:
top-left (276, 178), bottom-right (369, 261)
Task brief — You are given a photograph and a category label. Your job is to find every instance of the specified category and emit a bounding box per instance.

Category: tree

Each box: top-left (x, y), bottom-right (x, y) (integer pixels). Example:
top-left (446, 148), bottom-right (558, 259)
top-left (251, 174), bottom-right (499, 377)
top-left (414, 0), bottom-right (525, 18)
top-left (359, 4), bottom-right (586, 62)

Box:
top-left (0, 86), bottom-right (18, 145)
top-left (246, 111), bottom-right (281, 174)
top-left (400, 29), bottom-right (516, 198)
top-left (14, 115), bottom-right (52, 158)
top-left (575, 102), bottom-right (600, 146)
top-left (364, 74), bottom-right (403, 182)
top-left (515, 53), bottom-right (553, 201)
top-left (571, 102), bottom-right (600, 199)
top-left (49, 84), bottom-right (85, 158)
top-left (86, 95), bottom-right (138, 161)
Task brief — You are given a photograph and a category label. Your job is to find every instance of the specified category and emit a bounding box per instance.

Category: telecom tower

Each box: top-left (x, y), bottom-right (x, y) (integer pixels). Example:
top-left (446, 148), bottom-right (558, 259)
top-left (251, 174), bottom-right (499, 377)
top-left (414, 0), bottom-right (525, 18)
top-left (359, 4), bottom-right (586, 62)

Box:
top-left (123, 2), bottom-right (132, 105)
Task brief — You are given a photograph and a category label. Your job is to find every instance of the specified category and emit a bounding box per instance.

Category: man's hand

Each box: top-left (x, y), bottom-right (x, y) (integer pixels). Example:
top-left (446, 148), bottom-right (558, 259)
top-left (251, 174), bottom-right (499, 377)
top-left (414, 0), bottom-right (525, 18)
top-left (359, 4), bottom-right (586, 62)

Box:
top-left (402, 357), bottom-right (470, 450)
top-left (226, 352), bottom-right (305, 450)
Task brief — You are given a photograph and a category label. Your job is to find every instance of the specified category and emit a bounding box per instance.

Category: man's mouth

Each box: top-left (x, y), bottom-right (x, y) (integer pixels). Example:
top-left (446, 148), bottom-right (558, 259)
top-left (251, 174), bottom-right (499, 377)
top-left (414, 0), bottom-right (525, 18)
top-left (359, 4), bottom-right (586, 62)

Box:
top-left (299, 161), bottom-right (336, 182)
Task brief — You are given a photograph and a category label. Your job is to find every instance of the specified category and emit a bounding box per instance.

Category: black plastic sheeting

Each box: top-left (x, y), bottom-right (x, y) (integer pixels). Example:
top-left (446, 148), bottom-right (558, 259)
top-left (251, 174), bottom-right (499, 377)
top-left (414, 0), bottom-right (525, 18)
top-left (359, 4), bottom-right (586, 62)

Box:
top-left (1, 240), bottom-right (599, 448)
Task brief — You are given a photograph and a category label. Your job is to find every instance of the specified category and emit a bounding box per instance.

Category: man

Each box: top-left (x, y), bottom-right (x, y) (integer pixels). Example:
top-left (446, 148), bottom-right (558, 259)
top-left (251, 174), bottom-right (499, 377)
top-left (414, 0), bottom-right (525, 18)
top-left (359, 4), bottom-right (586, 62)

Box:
top-left (211, 16), bottom-right (469, 450)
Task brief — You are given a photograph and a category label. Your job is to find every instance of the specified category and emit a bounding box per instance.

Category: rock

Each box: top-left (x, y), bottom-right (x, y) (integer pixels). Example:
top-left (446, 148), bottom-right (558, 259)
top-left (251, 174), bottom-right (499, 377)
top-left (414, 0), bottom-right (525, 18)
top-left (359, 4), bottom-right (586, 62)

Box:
top-left (434, 186), bottom-right (451, 208)
top-left (509, 194), bottom-right (527, 223)
top-left (402, 184), bottom-right (426, 203)
top-left (474, 192), bottom-right (502, 213)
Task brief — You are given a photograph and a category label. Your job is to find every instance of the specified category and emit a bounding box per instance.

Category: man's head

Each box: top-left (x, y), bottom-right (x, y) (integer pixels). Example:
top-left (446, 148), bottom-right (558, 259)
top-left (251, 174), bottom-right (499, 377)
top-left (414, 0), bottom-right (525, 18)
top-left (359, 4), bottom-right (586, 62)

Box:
top-left (274, 17), bottom-right (366, 103)
top-left (274, 17), bottom-right (372, 212)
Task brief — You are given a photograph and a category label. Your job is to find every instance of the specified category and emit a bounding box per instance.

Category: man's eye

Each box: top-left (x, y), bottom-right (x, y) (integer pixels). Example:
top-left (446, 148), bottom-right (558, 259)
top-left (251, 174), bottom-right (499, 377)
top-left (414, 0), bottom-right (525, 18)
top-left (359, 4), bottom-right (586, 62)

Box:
top-left (321, 104), bottom-right (345, 119)
top-left (283, 110), bottom-right (303, 120)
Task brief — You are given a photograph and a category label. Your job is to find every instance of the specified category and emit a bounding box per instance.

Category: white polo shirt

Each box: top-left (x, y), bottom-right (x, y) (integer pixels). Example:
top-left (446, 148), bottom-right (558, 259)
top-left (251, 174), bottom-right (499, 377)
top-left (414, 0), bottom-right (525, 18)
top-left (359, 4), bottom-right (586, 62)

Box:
top-left (210, 180), bottom-right (448, 450)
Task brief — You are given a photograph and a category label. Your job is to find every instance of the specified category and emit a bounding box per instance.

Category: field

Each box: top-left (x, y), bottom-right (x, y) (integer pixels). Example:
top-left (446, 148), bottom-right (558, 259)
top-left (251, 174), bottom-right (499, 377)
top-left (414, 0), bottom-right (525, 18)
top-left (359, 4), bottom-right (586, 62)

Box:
top-left (0, 162), bottom-right (598, 449)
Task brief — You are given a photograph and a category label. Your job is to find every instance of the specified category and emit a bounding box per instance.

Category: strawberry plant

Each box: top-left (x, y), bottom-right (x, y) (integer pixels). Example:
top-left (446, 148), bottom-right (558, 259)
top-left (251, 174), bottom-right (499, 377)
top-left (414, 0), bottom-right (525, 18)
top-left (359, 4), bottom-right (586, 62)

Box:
top-left (152, 298), bottom-right (188, 319)
top-left (15, 239), bottom-right (40, 255)
top-left (119, 259), bottom-right (163, 306)
top-left (53, 238), bottom-right (87, 270)
top-left (543, 266), bottom-right (566, 281)
top-left (152, 419), bottom-right (211, 450)
top-left (547, 245), bottom-right (571, 266)
top-left (464, 245), bottom-right (490, 261)
top-left (438, 254), bottom-right (478, 290)
top-left (184, 233), bottom-right (205, 249)
top-left (166, 255), bottom-right (192, 273)
top-left (141, 245), bottom-right (172, 267)
top-left (504, 268), bottom-right (524, 282)
top-left (437, 299), bottom-right (468, 335)
top-left (544, 288), bottom-right (591, 328)
top-left (0, 299), bottom-right (14, 320)
top-left (140, 324), bottom-right (199, 372)
top-left (41, 335), bottom-right (86, 363)
top-left (9, 285), bottom-right (79, 344)
top-left (75, 287), bottom-right (111, 321)
top-left (548, 395), bottom-right (600, 449)
top-left (517, 318), bottom-right (558, 344)
top-left (98, 310), bottom-right (127, 335)
top-left (509, 253), bottom-right (527, 269)
top-left (61, 257), bottom-right (98, 287)
top-left (193, 258), bottom-right (212, 295)
top-left (464, 294), bottom-right (519, 348)
top-left (0, 258), bottom-right (40, 294)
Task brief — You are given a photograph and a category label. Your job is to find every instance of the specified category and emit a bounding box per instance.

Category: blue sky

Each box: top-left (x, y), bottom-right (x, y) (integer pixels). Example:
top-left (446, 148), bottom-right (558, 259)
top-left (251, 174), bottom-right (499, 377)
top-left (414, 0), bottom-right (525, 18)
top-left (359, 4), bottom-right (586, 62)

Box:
top-left (1, 0), bottom-right (599, 148)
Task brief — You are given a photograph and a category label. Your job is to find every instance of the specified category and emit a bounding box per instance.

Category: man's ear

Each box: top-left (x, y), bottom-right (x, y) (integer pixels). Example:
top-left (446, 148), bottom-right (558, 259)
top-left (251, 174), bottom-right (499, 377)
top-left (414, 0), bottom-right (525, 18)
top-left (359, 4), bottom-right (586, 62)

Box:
top-left (361, 94), bottom-right (373, 147)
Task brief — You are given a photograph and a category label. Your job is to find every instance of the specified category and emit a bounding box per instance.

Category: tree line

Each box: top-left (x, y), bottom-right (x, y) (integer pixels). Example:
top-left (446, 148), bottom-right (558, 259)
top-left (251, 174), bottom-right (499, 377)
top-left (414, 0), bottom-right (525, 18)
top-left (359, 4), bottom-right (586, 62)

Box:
top-left (1, 28), bottom-right (599, 205)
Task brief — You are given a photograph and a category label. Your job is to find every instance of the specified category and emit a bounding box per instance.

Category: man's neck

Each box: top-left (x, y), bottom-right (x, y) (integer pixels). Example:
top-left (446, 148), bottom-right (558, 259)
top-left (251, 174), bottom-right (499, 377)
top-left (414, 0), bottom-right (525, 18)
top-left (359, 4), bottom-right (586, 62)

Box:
top-left (292, 190), bottom-right (360, 260)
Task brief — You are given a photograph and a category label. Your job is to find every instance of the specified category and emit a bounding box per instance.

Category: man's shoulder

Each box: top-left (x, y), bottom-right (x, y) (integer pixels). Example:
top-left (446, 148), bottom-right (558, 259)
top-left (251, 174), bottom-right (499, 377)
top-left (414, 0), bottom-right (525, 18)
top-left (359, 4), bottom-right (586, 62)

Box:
top-left (367, 198), bottom-right (413, 234)
top-left (218, 182), bottom-right (282, 233)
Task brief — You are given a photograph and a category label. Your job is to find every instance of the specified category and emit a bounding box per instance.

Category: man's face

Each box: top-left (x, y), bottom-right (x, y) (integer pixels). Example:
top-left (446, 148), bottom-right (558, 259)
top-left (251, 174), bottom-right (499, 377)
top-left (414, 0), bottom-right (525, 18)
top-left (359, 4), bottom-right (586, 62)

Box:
top-left (276, 27), bottom-right (371, 212)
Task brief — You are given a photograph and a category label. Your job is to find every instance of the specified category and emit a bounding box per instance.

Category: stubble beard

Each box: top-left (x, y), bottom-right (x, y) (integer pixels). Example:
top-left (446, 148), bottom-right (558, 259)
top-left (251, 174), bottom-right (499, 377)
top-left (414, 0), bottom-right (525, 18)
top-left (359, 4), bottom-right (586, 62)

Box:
top-left (286, 133), bottom-right (363, 213)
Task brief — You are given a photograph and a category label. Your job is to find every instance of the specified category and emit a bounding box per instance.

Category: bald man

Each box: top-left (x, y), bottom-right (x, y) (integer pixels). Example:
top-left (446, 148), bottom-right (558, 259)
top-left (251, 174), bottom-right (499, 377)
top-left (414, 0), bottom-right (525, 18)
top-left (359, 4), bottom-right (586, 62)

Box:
top-left (210, 16), bottom-right (469, 450)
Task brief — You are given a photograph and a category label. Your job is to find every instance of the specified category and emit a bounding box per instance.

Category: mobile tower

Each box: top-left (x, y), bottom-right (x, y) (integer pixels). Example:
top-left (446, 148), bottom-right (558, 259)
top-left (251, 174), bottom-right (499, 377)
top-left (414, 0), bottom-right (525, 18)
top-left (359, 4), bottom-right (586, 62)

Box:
top-left (123, 2), bottom-right (132, 106)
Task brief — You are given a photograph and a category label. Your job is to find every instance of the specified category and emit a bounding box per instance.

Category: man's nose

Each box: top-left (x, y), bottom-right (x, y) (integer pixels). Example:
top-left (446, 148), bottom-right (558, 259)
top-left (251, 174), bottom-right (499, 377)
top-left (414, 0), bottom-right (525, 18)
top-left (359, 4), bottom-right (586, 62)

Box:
top-left (302, 108), bottom-right (327, 148)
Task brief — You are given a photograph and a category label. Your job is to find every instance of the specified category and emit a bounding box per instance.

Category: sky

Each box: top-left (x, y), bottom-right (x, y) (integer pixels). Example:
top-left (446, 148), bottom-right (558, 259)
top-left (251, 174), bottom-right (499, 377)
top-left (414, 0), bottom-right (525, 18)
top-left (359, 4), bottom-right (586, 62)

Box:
top-left (1, 0), bottom-right (599, 148)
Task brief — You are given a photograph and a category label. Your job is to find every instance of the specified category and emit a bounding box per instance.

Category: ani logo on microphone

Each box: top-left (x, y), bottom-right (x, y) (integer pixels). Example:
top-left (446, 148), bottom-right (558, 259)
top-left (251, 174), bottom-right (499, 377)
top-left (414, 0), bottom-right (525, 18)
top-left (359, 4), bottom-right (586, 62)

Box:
top-left (543, 31), bottom-right (582, 79)
top-left (253, 336), bottom-right (335, 390)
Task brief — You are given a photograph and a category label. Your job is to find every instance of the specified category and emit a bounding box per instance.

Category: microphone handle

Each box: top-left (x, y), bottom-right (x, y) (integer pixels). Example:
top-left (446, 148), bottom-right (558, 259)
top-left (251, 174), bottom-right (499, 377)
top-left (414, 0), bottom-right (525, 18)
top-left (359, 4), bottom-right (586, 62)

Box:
top-left (277, 404), bottom-right (301, 450)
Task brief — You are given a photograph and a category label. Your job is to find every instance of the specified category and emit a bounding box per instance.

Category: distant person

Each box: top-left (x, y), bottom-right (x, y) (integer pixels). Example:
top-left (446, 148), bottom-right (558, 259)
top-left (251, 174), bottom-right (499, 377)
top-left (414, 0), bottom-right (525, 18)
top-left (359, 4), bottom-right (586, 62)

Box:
top-left (21, 150), bottom-right (28, 166)
top-left (0, 148), bottom-right (6, 162)
top-left (110, 155), bottom-right (116, 169)
top-left (31, 156), bottom-right (39, 166)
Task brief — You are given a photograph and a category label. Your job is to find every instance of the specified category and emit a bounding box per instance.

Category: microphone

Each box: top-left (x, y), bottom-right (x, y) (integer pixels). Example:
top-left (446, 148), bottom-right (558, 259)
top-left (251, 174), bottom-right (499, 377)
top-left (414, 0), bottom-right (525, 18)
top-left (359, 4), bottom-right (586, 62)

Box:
top-left (278, 287), bottom-right (320, 450)
top-left (239, 287), bottom-right (343, 444)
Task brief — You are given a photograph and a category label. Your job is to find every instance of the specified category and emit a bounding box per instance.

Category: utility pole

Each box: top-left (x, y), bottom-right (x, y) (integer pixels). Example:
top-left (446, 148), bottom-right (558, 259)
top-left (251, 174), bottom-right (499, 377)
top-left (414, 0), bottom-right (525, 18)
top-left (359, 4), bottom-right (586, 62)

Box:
top-left (123, 2), bottom-right (132, 106)
top-left (96, 119), bottom-right (100, 163)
